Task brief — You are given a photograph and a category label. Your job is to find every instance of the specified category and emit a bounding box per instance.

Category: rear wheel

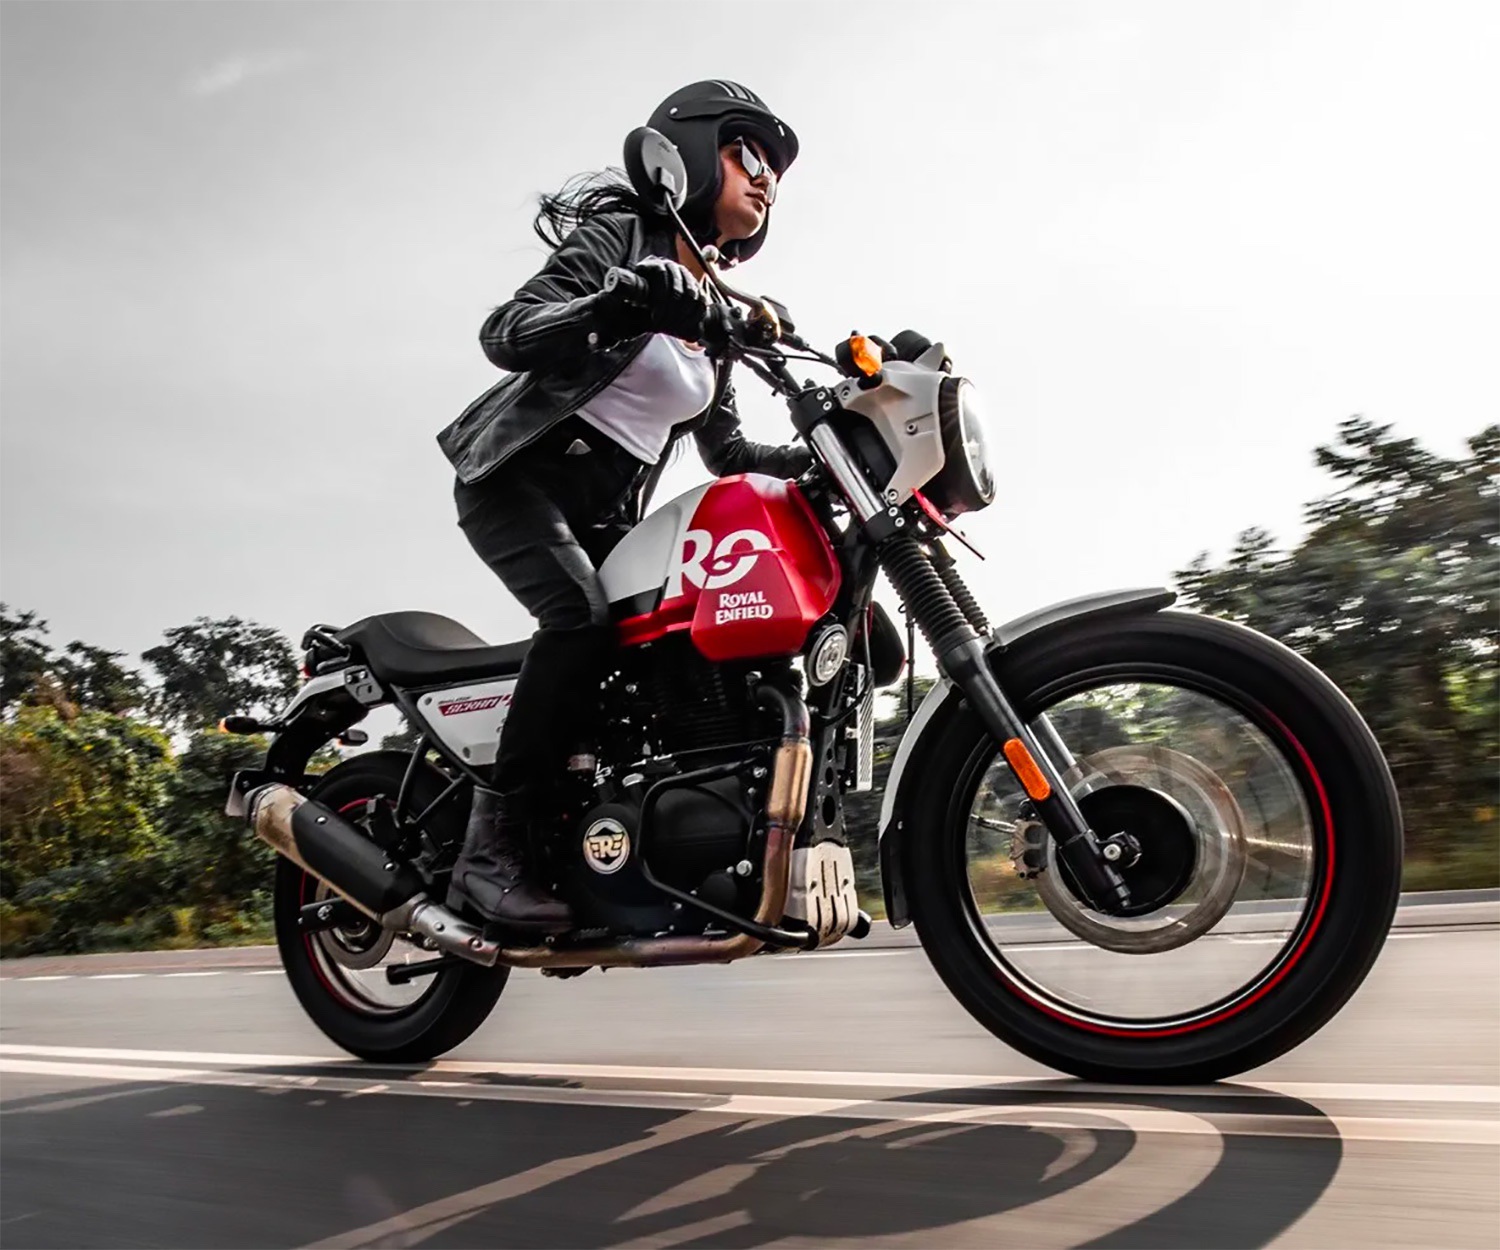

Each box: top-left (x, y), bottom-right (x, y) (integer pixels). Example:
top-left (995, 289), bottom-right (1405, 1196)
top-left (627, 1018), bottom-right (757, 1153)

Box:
top-left (906, 611), bottom-right (1402, 1083)
top-left (273, 753), bottom-right (507, 1062)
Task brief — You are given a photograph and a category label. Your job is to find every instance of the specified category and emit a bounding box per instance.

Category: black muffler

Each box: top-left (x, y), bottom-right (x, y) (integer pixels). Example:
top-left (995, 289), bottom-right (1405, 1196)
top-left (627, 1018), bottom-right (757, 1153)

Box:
top-left (246, 785), bottom-right (423, 917)
top-left (244, 784), bottom-right (501, 966)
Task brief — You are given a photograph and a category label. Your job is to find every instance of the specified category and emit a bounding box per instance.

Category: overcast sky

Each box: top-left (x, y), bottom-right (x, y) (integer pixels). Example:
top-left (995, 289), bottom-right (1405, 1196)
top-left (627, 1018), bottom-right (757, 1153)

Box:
top-left (3, 1), bottom-right (1497, 680)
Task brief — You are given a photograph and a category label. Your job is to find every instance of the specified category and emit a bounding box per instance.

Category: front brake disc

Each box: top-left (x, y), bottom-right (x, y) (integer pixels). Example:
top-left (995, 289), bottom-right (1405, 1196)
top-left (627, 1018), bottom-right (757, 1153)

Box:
top-left (1033, 744), bottom-right (1248, 954)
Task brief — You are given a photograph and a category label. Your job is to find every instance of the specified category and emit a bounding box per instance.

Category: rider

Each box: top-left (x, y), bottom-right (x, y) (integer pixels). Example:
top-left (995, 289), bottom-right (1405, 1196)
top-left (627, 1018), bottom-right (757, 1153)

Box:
top-left (436, 81), bottom-right (812, 933)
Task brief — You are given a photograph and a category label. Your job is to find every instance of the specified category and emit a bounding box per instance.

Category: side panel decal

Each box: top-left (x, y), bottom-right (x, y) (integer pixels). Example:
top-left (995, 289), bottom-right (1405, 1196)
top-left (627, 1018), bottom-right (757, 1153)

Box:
top-left (415, 677), bottom-right (519, 768)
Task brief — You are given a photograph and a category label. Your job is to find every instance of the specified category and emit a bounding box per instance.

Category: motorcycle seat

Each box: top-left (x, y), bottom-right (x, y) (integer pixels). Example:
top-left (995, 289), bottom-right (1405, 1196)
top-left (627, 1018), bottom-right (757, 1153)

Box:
top-left (337, 612), bottom-right (530, 686)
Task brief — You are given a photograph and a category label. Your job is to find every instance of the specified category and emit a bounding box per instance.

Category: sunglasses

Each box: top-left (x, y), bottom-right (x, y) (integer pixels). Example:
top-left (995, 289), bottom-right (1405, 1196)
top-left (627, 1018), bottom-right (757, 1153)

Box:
top-left (734, 139), bottom-right (778, 206)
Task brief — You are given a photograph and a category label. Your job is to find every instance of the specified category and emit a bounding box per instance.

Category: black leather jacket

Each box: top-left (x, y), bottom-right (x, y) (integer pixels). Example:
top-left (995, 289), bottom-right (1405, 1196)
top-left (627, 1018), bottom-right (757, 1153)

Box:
top-left (437, 211), bottom-right (811, 509)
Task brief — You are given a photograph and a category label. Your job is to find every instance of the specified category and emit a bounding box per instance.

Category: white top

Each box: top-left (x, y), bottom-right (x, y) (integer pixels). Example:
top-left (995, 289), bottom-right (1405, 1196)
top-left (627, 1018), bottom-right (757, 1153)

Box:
top-left (577, 333), bottom-right (717, 465)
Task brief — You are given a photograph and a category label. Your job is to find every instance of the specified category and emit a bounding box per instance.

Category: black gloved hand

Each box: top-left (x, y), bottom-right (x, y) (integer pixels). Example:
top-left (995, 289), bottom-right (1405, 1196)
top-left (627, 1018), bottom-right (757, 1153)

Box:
top-left (596, 257), bottom-right (709, 343)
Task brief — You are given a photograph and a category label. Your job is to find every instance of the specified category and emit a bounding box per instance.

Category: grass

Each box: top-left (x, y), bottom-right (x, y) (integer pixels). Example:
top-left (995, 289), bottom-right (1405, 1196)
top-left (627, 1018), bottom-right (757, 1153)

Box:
top-left (1401, 845), bottom-right (1498, 892)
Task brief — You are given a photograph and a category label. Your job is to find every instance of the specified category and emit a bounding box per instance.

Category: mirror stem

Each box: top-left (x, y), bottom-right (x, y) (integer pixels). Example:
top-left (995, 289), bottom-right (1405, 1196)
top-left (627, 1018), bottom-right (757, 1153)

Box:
top-left (661, 195), bottom-right (765, 315)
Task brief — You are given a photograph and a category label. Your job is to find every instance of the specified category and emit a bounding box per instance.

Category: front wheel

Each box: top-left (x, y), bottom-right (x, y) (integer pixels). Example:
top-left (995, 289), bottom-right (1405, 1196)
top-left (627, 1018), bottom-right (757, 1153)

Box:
top-left (273, 753), bottom-right (508, 1063)
top-left (905, 610), bottom-right (1402, 1084)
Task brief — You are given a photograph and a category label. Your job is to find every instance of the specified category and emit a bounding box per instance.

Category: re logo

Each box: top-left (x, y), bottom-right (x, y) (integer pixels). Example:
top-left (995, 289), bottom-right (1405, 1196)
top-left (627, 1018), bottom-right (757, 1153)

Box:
top-left (582, 819), bottom-right (630, 875)
top-left (665, 528), bottom-right (773, 599)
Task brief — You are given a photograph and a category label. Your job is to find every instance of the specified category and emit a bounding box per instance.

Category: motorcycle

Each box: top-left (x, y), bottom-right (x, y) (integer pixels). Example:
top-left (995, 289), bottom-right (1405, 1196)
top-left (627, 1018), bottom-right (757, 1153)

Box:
top-left (221, 127), bottom-right (1402, 1083)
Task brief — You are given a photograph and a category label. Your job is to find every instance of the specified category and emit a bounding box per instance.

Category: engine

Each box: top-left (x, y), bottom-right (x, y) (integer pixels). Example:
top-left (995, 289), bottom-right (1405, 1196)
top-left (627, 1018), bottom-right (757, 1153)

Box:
top-left (559, 637), bottom-right (793, 937)
top-left (571, 470), bottom-right (842, 936)
top-left (631, 634), bottom-right (780, 759)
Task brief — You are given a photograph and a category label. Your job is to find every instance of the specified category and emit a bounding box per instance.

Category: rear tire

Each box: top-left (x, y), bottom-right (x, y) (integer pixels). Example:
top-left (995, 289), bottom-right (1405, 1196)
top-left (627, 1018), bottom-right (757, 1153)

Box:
top-left (906, 611), bottom-right (1402, 1083)
top-left (273, 753), bottom-right (508, 1063)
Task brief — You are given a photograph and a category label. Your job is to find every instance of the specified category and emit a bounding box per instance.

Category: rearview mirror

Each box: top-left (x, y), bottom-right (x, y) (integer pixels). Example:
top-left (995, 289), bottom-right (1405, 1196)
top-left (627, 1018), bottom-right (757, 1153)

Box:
top-left (623, 126), bottom-right (689, 212)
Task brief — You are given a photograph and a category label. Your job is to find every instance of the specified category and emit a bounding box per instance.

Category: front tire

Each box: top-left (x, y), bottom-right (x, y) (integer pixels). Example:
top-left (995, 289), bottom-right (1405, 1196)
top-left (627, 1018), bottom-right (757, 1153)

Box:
top-left (905, 611), bottom-right (1402, 1083)
top-left (273, 753), bottom-right (508, 1063)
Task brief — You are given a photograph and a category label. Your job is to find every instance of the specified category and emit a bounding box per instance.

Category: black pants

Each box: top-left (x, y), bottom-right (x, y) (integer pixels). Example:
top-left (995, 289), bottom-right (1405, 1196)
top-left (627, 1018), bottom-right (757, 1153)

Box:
top-left (454, 418), bottom-right (649, 800)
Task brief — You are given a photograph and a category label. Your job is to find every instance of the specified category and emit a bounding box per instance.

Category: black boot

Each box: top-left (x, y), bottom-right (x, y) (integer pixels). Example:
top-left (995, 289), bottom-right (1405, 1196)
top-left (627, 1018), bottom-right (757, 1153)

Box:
top-left (446, 787), bottom-right (574, 934)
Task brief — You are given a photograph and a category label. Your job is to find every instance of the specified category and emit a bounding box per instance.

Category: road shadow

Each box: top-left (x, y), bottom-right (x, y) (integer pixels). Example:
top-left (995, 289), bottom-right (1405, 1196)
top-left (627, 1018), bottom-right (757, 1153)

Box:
top-left (0, 1068), bottom-right (1342, 1249)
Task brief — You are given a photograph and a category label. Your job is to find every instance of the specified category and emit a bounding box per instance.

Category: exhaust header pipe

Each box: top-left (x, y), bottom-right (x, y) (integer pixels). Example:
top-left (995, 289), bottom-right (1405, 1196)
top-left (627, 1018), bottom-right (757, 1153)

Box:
top-left (244, 786), bottom-right (501, 966)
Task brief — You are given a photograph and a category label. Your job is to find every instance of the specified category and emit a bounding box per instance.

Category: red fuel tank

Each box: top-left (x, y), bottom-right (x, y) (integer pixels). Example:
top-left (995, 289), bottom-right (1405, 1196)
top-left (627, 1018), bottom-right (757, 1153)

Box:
top-left (606, 475), bottom-right (842, 662)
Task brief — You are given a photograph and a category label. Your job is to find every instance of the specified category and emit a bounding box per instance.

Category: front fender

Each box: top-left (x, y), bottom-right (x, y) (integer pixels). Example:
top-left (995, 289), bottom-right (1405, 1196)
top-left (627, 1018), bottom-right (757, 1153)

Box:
top-left (876, 586), bottom-right (1175, 927)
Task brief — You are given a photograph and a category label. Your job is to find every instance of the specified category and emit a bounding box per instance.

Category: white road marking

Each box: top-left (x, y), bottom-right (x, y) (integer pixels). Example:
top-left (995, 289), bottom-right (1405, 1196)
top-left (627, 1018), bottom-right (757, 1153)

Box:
top-left (1, 1043), bottom-right (1496, 1108)
top-left (161, 971), bottom-right (223, 979)
top-left (0, 1044), bottom-right (343, 1066)
top-left (89, 973), bottom-right (145, 980)
top-left (1, 1054), bottom-right (1493, 1147)
top-left (16, 975), bottom-right (73, 982)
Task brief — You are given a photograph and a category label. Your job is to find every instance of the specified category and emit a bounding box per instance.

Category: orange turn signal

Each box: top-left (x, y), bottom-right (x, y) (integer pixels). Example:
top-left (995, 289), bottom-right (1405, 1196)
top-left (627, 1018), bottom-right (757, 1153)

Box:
top-left (847, 334), bottom-right (883, 377)
top-left (1002, 738), bottom-right (1053, 801)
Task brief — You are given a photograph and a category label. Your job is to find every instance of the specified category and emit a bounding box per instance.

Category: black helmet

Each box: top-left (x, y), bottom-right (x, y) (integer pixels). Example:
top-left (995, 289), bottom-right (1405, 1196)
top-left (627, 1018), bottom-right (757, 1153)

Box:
top-left (646, 80), bottom-right (799, 264)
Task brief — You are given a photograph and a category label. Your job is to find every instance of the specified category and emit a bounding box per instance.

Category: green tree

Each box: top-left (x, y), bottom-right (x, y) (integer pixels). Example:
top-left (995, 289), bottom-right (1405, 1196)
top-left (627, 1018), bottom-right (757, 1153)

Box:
top-left (142, 616), bottom-right (299, 731)
top-left (0, 705), bottom-right (171, 887)
top-left (54, 641), bottom-right (145, 715)
top-left (1, 605), bottom-right (57, 714)
top-left (156, 730), bottom-right (277, 935)
top-left (0, 705), bottom-right (176, 951)
top-left (0, 611), bottom-right (318, 952)
top-left (1, 606), bottom-right (146, 717)
top-left (1178, 419), bottom-right (1498, 873)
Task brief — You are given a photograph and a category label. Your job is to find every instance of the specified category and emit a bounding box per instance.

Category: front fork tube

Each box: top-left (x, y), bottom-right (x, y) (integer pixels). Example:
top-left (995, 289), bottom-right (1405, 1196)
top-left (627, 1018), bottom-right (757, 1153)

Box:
top-left (873, 530), bottom-right (1129, 913)
top-left (940, 638), bottom-right (1132, 912)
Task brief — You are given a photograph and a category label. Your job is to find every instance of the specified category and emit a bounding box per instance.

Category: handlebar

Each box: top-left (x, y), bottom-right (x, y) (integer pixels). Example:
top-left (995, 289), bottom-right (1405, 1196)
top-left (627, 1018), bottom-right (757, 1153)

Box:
top-left (602, 262), bottom-right (841, 397)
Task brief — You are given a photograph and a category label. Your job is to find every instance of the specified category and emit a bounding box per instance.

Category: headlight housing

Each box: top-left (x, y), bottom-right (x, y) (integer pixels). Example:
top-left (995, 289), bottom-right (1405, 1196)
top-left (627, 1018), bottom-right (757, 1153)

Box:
top-left (925, 378), bottom-right (996, 516)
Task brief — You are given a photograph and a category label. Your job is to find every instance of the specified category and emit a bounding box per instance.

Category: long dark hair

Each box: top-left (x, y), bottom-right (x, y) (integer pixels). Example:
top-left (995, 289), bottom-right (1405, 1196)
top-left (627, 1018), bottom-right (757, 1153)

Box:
top-left (533, 168), bottom-right (653, 250)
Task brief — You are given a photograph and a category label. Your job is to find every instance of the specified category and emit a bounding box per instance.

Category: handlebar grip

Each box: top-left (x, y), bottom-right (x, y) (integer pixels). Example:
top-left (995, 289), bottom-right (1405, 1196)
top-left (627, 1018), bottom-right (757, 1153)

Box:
top-left (602, 267), bottom-right (649, 303)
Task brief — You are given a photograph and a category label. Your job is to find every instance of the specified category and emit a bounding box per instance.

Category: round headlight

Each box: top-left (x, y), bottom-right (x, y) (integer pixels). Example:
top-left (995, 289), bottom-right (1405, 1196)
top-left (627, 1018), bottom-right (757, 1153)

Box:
top-left (927, 378), bottom-right (996, 516)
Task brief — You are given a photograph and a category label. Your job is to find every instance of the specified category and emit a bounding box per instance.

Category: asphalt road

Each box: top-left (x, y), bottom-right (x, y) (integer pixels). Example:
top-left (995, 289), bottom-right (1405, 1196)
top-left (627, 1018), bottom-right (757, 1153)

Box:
top-left (2, 902), bottom-right (1496, 1249)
